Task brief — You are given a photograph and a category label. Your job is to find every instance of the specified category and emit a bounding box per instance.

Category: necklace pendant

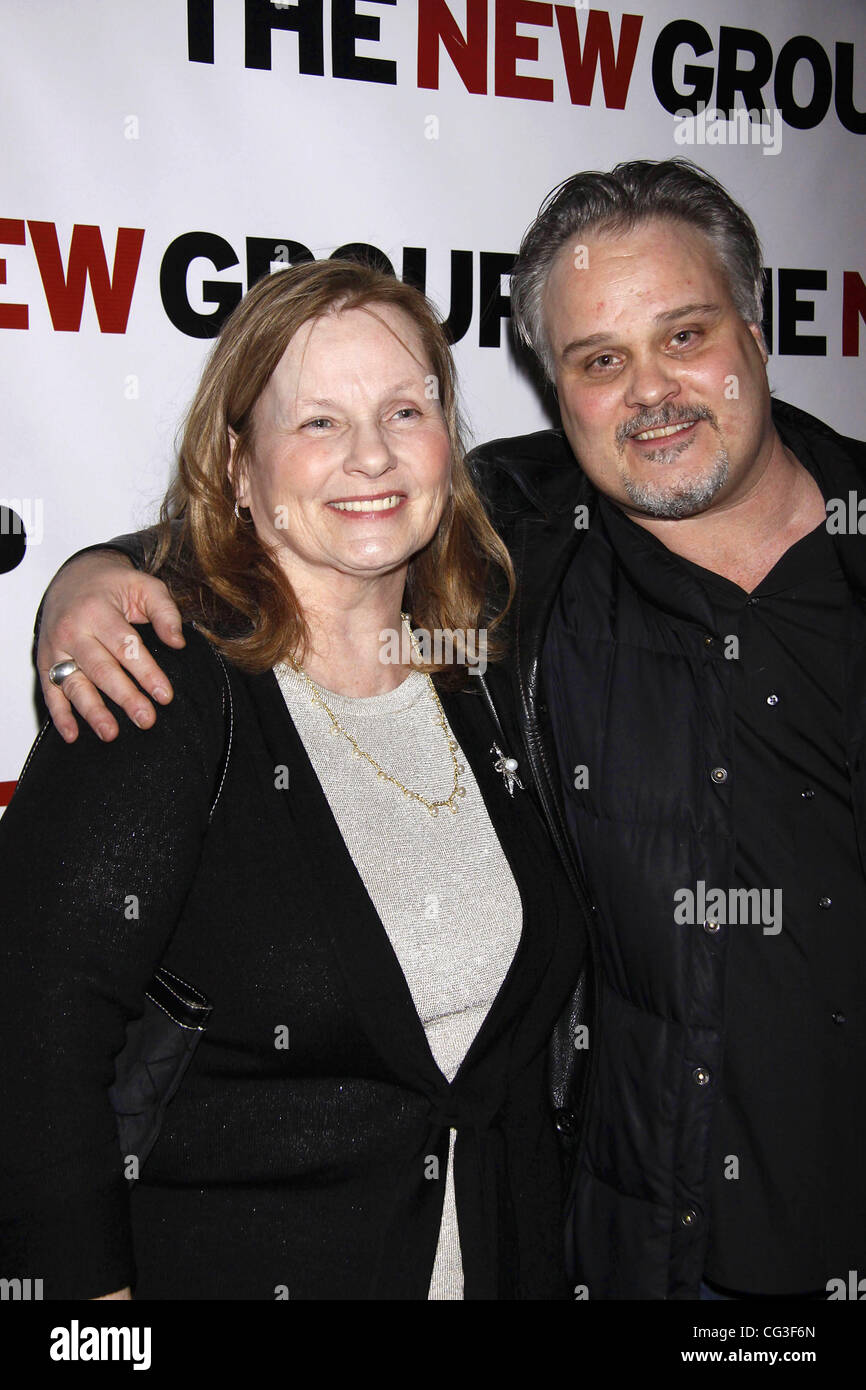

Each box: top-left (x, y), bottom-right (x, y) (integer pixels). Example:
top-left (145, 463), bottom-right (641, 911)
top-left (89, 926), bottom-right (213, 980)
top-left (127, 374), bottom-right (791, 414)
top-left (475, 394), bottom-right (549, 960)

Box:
top-left (491, 743), bottom-right (524, 797)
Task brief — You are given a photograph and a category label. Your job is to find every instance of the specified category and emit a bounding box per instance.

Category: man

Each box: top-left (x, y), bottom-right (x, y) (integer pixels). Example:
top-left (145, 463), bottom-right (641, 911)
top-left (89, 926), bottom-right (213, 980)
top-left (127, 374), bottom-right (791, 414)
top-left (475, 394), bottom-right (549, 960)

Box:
top-left (33, 160), bottom-right (866, 1300)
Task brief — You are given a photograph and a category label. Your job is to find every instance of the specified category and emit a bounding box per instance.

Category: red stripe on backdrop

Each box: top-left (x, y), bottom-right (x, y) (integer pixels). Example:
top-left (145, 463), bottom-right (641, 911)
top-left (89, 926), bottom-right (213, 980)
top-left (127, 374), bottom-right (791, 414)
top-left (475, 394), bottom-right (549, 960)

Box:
top-left (0, 781), bottom-right (18, 806)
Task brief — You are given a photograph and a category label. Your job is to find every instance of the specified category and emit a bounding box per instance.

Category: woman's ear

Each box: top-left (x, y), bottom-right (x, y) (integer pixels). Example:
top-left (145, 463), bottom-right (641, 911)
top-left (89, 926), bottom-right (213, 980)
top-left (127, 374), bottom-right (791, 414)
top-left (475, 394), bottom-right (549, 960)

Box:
top-left (227, 427), bottom-right (246, 507)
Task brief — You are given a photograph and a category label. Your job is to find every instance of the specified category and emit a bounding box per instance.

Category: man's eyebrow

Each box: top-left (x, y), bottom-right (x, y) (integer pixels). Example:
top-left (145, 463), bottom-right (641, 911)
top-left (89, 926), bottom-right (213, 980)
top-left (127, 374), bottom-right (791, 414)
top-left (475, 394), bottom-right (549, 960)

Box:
top-left (560, 303), bottom-right (722, 360)
top-left (655, 301), bottom-right (721, 325)
top-left (560, 332), bottom-right (610, 358)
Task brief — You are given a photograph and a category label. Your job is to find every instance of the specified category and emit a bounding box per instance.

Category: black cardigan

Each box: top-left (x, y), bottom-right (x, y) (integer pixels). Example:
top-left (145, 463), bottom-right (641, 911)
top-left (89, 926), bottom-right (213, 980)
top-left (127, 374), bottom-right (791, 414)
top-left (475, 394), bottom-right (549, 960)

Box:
top-left (0, 626), bottom-right (586, 1299)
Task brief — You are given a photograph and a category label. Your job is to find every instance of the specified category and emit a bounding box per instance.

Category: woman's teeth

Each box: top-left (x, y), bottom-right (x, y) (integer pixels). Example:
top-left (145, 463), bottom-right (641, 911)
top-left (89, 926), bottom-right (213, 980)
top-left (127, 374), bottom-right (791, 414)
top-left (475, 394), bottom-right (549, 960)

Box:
top-left (329, 495), bottom-right (403, 512)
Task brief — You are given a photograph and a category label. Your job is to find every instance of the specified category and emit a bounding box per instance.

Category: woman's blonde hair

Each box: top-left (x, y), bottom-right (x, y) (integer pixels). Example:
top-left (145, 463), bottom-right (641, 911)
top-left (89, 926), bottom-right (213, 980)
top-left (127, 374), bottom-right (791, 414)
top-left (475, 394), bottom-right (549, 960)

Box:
top-left (150, 258), bottom-right (514, 685)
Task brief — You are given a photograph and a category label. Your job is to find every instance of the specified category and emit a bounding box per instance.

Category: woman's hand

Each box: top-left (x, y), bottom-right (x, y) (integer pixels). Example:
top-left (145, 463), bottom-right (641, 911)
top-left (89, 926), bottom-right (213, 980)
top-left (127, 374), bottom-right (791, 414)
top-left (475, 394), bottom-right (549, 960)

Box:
top-left (36, 551), bottom-right (185, 742)
top-left (93, 1287), bottom-right (132, 1300)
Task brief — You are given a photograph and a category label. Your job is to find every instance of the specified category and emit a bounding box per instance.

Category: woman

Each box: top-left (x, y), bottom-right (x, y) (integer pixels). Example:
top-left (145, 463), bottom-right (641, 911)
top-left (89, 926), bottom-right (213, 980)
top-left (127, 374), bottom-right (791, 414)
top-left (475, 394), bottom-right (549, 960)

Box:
top-left (0, 260), bottom-right (586, 1300)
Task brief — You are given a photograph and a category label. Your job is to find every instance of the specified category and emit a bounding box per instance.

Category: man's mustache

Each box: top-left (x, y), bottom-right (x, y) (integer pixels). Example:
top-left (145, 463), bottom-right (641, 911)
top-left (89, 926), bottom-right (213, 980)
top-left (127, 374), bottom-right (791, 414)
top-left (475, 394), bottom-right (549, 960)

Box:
top-left (616, 404), bottom-right (718, 447)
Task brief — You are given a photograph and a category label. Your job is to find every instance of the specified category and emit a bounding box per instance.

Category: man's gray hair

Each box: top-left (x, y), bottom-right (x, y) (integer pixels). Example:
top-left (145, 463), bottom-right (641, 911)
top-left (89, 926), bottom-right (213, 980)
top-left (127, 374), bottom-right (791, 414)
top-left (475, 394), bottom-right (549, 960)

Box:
top-left (510, 158), bottom-right (765, 380)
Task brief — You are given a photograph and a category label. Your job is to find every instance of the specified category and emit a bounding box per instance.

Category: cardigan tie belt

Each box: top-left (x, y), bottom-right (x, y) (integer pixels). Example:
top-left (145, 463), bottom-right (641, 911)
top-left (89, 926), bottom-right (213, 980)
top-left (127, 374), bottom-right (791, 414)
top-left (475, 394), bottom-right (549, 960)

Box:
top-left (371, 1084), bottom-right (516, 1299)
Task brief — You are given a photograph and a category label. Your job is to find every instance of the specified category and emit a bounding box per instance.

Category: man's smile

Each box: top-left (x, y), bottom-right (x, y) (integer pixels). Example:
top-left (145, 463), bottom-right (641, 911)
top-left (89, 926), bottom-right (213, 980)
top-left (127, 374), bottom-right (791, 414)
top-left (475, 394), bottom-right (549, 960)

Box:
top-left (632, 420), bottom-right (698, 442)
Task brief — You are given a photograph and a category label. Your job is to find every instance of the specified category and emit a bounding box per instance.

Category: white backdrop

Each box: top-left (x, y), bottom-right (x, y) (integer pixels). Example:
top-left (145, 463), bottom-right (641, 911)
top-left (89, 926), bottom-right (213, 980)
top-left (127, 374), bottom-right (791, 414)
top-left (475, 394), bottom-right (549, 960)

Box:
top-left (2, 0), bottom-right (865, 799)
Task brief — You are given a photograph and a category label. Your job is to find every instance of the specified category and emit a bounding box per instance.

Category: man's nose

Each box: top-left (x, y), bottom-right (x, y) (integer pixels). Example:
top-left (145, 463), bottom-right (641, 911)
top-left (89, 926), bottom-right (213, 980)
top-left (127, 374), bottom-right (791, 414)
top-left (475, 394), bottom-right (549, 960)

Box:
top-left (623, 352), bottom-right (680, 410)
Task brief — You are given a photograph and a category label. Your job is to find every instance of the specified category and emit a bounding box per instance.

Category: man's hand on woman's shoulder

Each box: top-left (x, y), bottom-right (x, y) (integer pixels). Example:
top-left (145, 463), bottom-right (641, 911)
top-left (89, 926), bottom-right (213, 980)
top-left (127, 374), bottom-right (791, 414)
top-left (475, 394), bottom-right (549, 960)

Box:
top-left (36, 549), bottom-right (185, 744)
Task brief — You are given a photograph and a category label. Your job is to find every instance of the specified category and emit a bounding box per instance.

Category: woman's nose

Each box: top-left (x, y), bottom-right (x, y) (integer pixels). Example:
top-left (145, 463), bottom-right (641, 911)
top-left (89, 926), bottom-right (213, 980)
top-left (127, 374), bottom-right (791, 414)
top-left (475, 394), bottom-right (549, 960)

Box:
top-left (346, 419), bottom-right (396, 474)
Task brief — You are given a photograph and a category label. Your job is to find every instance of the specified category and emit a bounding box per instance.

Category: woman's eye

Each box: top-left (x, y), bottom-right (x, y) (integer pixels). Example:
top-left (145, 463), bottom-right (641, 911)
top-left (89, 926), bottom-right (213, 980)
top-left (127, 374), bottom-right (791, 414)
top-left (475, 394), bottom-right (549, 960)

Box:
top-left (304, 418), bottom-right (333, 430)
top-left (392, 407), bottom-right (420, 421)
top-left (671, 330), bottom-right (696, 346)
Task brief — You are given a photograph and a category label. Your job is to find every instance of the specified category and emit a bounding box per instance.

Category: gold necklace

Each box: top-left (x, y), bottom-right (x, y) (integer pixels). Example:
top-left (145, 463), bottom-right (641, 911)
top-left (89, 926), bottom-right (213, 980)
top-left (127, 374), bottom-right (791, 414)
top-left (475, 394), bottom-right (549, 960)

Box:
top-left (289, 614), bottom-right (467, 816)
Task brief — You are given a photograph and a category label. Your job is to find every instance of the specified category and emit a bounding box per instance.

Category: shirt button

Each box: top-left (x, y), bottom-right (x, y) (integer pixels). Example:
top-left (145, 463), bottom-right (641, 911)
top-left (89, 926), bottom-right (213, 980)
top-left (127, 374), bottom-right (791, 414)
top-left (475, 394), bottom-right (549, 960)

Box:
top-left (832, 1011), bottom-right (847, 1025)
top-left (692, 1067), bottom-right (711, 1086)
top-left (681, 1209), bottom-right (698, 1227)
top-left (818, 896), bottom-right (832, 909)
top-left (801, 788), bottom-right (815, 799)
top-left (747, 596), bottom-right (760, 606)
top-left (766, 693), bottom-right (779, 706)
top-left (703, 635), bottom-right (714, 647)
top-left (703, 919), bottom-right (721, 934)
top-left (710, 767), bottom-right (728, 784)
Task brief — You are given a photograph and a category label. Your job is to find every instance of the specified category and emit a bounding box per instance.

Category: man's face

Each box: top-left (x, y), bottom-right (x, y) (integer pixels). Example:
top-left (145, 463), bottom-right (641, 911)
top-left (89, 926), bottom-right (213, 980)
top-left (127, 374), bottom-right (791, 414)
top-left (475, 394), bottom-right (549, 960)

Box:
top-left (542, 218), bottom-right (773, 520)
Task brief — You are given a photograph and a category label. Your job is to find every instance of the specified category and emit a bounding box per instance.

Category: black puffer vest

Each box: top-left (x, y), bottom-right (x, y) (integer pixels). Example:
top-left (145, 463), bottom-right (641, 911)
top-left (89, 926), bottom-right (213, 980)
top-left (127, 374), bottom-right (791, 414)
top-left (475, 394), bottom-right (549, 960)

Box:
top-left (470, 399), bottom-right (866, 1299)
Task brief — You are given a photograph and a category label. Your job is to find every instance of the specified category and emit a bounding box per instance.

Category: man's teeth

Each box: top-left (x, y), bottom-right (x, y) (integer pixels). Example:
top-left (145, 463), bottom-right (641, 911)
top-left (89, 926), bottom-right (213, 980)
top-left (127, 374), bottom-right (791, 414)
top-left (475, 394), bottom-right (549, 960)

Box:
top-left (330, 495), bottom-right (403, 512)
top-left (633, 421), bottom-right (695, 441)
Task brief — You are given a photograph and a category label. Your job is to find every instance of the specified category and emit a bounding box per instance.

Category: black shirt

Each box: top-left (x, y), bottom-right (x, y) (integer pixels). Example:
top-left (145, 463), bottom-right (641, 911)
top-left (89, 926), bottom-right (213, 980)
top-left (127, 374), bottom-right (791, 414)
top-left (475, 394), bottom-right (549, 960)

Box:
top-left (559, 497), bottom-right (866, 1294)
top-left (675, 522), bottom-right (866, 1292)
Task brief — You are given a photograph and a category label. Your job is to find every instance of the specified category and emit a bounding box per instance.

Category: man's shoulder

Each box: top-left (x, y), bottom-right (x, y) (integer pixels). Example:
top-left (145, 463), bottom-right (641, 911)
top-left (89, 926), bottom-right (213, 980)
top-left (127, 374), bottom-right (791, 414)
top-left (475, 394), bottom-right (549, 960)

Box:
top-left (468, 427), bottom-right (588, 521)
top-left (772, 398), bottom-right (865, 469)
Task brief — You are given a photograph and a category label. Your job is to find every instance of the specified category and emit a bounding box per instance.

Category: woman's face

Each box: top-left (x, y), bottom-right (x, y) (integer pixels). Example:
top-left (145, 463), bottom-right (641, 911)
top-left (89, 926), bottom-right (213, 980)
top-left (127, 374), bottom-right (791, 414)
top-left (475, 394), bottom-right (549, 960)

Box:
top-left (232, 303), bottom-right (452, 600)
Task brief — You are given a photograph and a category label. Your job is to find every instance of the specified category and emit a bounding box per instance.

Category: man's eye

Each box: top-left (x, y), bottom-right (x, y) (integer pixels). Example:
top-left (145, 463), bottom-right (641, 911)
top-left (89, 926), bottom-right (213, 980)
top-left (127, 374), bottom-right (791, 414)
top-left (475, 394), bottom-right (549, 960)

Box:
top-left (588, 354), bottom-right (617, 372)
top-left (671, 329), bottom-right (697, 346)
top-left (304, 418), bottom-right (333, 430)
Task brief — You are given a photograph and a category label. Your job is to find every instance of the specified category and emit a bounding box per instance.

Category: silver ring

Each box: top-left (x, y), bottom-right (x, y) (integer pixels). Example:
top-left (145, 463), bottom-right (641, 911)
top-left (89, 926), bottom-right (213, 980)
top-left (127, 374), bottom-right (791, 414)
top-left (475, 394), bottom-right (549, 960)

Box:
top-left (48, 659), bottom-right (79, 686)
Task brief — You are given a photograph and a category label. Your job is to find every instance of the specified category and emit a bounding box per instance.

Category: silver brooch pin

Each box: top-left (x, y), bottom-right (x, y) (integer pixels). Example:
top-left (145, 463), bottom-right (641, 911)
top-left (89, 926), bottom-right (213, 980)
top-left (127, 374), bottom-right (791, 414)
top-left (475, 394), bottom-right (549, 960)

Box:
top-left (491, 743), bottom-right (524, 797)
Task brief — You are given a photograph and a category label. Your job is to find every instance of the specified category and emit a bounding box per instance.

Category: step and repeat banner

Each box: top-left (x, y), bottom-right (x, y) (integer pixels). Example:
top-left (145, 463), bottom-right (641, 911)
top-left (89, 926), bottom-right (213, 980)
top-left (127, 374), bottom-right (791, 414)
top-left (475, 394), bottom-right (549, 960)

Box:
top-left (2, 0), bottom-right (864, 794)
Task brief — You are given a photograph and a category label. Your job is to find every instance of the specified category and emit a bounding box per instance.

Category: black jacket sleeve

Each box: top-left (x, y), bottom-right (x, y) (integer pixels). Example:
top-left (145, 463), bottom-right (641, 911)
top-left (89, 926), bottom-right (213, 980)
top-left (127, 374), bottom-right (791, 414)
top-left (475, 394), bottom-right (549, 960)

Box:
top-left (0, 624), bottom-right (226, 1298)
top-left (32, 521), bottom-right (185, 646)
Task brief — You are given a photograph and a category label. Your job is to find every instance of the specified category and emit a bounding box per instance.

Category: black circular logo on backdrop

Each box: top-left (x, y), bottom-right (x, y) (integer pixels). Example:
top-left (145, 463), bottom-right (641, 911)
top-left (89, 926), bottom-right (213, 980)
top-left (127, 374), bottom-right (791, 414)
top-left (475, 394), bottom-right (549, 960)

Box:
top-left (0, 507), bottom-right (27, 573)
